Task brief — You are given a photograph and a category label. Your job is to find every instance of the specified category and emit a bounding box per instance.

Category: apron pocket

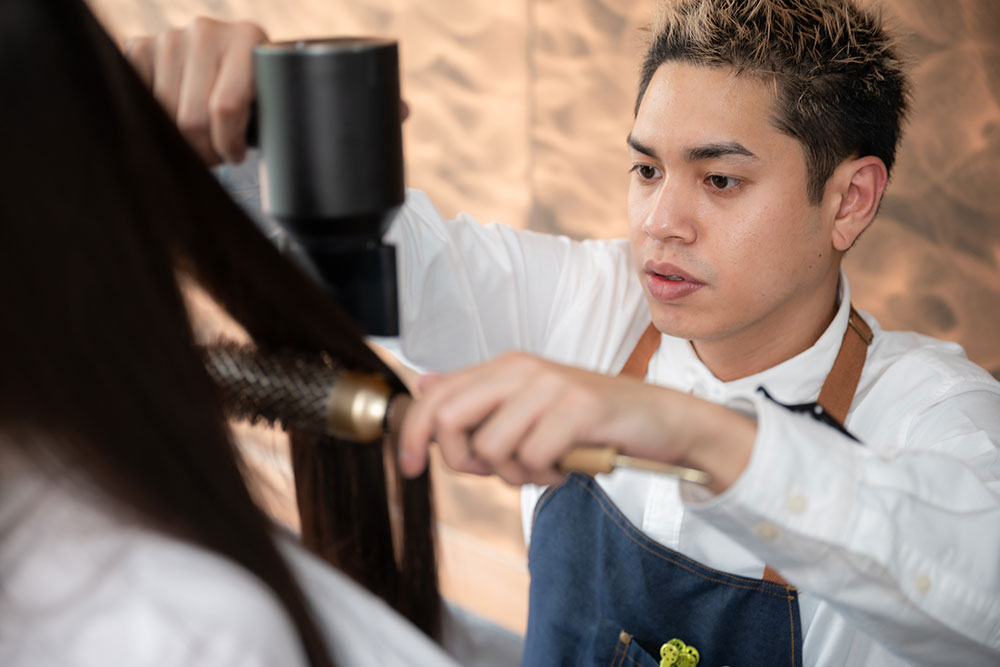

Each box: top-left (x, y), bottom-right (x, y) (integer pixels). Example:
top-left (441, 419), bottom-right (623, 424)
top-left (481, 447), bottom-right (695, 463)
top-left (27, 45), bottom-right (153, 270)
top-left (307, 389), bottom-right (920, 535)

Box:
top-left (605, 625), bottom-right (660, 667)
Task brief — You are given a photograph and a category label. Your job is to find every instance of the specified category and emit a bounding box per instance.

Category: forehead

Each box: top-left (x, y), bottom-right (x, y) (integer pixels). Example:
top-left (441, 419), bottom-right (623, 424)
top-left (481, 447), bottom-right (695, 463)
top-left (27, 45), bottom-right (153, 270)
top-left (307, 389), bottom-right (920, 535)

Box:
top-left (632, 62), bottom-right (789, 156)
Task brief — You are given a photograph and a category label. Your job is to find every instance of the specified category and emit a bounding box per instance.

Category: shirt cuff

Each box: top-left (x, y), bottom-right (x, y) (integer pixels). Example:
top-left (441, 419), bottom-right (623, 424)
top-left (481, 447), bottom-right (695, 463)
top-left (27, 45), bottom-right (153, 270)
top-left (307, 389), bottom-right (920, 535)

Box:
top-left (681, 390), bottom-right (861, 574)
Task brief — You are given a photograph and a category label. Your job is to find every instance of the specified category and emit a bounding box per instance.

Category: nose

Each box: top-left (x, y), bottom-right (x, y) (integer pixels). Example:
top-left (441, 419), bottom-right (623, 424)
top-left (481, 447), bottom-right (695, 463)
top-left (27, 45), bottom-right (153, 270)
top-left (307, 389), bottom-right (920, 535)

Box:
top-left (642, 177), bottom-right (698, 244)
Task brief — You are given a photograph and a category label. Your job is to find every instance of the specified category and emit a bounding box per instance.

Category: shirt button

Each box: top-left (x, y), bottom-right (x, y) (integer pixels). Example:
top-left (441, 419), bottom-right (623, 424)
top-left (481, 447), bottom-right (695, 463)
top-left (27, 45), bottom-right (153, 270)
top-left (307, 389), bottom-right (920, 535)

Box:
top-left (786, 493), bottom-right (808, 515)
top-left (914, 573), bottom-right (932, 594)
top-left (755, 522), bottom-right (779, 541)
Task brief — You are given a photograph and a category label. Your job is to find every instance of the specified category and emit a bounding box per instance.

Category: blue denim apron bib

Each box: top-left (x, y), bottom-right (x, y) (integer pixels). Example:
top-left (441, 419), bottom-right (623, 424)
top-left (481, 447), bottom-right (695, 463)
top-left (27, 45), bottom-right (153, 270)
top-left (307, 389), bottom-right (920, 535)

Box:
top-left (522, 308), bottom-right (872, 666)
top-left (524, 473), bottom-right (802, 666)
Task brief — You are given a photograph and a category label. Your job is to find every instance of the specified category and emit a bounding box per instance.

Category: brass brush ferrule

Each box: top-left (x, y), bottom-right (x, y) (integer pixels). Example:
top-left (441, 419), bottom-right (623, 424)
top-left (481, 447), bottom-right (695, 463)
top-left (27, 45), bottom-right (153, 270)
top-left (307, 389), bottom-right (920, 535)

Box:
top-left (325, 370), bottom-right (392, 442)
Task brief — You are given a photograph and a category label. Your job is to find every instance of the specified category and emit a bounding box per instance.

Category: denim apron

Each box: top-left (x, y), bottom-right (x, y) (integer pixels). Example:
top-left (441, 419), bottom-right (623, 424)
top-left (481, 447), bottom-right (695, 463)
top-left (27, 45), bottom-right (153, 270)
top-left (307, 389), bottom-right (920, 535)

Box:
top-left (522, 307), bottom-right (872, 666)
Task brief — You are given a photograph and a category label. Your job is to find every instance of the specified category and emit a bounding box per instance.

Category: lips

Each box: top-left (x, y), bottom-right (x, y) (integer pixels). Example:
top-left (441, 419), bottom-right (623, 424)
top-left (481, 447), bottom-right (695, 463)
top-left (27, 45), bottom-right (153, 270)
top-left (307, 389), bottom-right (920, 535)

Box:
top-left (643, 260), bottom-right (704, 302)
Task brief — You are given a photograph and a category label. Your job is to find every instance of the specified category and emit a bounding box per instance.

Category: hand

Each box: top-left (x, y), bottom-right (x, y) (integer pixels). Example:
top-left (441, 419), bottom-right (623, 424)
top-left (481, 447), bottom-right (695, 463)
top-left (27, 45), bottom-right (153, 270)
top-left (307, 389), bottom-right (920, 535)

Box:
top-left (123, 18), bottom-right (268, 165)
top-left (398, 352), bottom-right (757, 492)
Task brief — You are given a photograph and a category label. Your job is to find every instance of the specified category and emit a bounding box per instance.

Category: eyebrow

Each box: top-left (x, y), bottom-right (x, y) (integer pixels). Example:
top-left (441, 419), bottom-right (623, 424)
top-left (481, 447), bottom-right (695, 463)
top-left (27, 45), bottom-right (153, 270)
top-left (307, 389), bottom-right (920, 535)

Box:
top-left (627, 135), bottom-right (759, 162)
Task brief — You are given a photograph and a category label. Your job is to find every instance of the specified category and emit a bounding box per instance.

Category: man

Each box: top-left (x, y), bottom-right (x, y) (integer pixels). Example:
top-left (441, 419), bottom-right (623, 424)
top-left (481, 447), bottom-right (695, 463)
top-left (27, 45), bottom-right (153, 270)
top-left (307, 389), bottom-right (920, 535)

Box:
top-left (128, 0), bottom-right (1000, 663)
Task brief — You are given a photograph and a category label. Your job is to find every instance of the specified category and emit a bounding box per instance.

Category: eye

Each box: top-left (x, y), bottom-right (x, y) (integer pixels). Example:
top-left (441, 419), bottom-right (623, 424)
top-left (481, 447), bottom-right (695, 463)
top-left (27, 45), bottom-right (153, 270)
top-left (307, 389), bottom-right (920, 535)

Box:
top-left (705, 174), bottom-right (742, 192)
top-left (630, 164), bottom-right (661, 181)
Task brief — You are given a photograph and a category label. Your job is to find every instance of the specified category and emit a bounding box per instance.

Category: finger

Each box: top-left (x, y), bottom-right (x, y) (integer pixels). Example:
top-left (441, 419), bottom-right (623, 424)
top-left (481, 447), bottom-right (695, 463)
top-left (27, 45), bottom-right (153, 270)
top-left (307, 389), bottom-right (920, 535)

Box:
top-left (210, 21), bottom-right (267, 163)
top-left (417, 373), bottom-right (441, 392)
top-left (177, 19), bottom-right (225, 164)
top-left (492, 455), bottom-right (564, 488)
top-left (468, 370), bottom-right (561, 467)
top-left (399, 397), bottom-right (434, 478)
top-left (399, 360), bottom-right (524, 477)
top-left (490, 460), bottom-right (528, 486)
top-left (400, 354), bottom-right (541, 477)
top-left (527, 468), bottom-right (567, 487)
top-left (399, 372), bottom-right (480, 477)
top-left (517, 387), bottom-right (598, 476)
top-left (123, 36), bottom-right (155, 88)
top-left (425, 367), bottom-right (528, 475)
top-left (151, 27), bottom-right (187, 120)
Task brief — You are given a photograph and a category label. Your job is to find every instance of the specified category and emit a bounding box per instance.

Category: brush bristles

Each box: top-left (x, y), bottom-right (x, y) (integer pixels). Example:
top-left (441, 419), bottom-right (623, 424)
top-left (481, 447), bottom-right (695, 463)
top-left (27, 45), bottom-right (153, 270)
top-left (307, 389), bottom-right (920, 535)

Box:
top-left (203, 342), bottom-right (342, 436)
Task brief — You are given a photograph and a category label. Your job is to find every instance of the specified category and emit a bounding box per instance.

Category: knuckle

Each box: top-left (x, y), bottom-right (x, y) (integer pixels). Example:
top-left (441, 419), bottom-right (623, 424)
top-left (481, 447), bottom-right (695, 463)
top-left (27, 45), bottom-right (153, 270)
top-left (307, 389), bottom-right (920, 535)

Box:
top-left (498, 465), bottom-right (526, 487)
top-left (234, 20), bottom-right (269, 44)
top-left (123, 36), bottom-right (151, 59)
top-left (498, 350), bottom-right (529, 365)
top-left (539, 368), bottom-right (567, 389)
top-left (469, 431), bottom-right (502, 464)
top-left (434, 407), bottom-right (464, 436)
top-left (562, 385), bottom-right (596, 411)
top-left (155, 27), bottom-right (184, 56)
top-left (190, 15), bottom-right (219, 33)
top-left (517, 448), bottom-right (550, 473)
top-left (175, 106), bottom-right (210, 136)
top-left (188, 16), bottom-right (221, 49)
top-left (439, 446), bottom-right (465, 471)
top-left (208, 92), bottom-right (243, 120)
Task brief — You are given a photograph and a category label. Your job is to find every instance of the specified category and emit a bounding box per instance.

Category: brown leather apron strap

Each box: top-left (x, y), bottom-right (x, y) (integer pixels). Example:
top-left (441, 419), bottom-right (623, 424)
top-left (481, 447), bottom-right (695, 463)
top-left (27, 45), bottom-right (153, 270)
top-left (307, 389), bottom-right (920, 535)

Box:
top-left (619, 307), bottom-right (873, 588)
top-left (619, 323), bottom-right (662, 379)
top-left (816, 306), bottom-right (873, 424)
top-left (764, 307), bottom-right (872, 586)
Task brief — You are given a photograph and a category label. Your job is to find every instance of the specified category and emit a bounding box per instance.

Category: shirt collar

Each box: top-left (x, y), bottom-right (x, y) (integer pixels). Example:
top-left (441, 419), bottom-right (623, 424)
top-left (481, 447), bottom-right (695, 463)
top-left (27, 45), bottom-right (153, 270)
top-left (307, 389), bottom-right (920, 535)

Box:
top-left (657, 271), bottom-right (853, 404)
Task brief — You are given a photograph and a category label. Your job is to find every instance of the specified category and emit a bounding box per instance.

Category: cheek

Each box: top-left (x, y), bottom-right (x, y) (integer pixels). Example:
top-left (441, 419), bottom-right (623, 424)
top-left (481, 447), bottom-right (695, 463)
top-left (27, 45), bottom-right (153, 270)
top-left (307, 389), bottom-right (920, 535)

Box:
top-left (626, 184), bottom-right (645, 229)
top-left (626, 189), bottom-right (648, 255)
top-left (710, 210), bottom-right (798, 291)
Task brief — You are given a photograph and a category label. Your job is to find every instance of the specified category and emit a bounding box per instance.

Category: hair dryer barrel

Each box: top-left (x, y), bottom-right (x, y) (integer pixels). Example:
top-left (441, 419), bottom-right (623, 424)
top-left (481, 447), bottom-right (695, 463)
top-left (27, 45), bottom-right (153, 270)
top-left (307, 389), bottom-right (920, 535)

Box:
top-left (252, 38), bottom-right (403, 335)
top-left (252, 37), bottom-right (403, 229)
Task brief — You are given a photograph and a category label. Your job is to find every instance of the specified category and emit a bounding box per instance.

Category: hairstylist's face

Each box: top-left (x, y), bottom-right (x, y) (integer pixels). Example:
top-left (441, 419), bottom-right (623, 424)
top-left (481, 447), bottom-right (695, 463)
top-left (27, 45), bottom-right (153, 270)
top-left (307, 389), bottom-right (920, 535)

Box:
top-left (627, 63), bottom-right (840, 351)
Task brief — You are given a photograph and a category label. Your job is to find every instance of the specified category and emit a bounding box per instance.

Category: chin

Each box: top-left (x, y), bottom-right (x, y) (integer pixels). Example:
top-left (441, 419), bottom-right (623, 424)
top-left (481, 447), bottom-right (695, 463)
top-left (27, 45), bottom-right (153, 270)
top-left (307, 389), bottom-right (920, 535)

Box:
top-left (648, 305), bottom-right (700, 341)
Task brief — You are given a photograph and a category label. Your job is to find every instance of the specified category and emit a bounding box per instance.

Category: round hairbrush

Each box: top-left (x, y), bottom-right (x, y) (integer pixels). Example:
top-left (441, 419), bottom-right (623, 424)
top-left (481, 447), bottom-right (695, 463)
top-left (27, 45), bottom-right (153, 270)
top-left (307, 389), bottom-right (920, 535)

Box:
top-left (203, 343), bottom-right (709, 484)
top-left (203, 342), bottom-right (409, 443)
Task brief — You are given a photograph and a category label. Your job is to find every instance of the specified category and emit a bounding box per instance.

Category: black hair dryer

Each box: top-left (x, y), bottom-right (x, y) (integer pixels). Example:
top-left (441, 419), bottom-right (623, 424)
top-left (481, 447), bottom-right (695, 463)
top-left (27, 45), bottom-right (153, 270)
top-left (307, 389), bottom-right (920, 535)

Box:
top-left (251, 38), bottom-right (403, 336)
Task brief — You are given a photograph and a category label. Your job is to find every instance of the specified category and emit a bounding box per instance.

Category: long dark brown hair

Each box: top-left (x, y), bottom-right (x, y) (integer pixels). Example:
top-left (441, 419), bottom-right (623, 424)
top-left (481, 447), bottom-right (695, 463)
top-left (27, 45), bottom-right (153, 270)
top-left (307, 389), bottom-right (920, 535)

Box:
top-left (0, 0), bottom-right (439, 664)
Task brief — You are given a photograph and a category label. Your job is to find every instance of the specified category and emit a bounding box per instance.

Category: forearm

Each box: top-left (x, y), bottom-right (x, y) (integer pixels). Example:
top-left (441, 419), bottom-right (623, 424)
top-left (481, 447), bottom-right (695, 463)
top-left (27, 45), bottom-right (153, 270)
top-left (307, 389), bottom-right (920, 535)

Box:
top-left (671, 396), bottom-right (757, 495)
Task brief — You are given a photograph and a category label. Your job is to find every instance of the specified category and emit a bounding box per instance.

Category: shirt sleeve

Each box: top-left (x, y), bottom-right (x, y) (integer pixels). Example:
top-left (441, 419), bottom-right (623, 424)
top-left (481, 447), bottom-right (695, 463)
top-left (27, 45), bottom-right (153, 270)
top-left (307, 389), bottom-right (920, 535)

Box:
top-left (685, 383), bottom-right (1000, 663)
top-left (382, 189), bottom-right (633, 372)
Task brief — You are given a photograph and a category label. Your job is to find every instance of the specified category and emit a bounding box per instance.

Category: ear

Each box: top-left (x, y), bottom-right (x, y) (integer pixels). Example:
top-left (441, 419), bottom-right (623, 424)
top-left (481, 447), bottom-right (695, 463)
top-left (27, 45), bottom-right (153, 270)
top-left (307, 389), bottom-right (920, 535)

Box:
top-left (827, 156), bottom-right (888, 251)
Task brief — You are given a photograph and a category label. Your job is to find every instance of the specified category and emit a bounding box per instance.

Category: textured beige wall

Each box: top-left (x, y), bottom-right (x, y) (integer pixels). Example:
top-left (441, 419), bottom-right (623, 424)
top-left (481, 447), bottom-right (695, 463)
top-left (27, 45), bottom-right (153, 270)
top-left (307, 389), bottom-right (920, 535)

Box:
top-left (92, 0), bottom-right (1000, 376)
top-left (90, 0), bottom-right (1000, 634)
top-left (91, 0), bottom-right (533, 233)
top-left (847, 1), bottom-right (1000, 378)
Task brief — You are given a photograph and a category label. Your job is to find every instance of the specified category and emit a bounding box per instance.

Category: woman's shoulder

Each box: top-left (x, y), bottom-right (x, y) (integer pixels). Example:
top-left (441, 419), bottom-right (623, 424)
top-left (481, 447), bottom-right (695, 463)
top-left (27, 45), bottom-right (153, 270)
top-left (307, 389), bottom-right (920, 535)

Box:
top-left (280, 539), bottom-right (460, 666)
top-left (1, 465), bottom-right (462, 667)
top-left (0, 471), bottom-right (307, 667)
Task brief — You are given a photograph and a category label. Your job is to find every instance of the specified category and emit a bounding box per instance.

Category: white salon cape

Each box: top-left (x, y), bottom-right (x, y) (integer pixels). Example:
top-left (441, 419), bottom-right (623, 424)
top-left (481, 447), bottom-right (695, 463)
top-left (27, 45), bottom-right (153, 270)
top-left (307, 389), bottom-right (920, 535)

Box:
top-left (378, 190), bottom-right (1000, 666)
top-left (0, 456), bottom-right (503, 666)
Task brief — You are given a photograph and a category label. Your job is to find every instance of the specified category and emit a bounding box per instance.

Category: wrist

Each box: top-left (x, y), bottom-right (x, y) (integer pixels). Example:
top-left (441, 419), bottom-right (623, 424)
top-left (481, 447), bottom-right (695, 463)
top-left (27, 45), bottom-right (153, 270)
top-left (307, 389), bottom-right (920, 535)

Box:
top-left (676, 397), bottom-right (757, 494)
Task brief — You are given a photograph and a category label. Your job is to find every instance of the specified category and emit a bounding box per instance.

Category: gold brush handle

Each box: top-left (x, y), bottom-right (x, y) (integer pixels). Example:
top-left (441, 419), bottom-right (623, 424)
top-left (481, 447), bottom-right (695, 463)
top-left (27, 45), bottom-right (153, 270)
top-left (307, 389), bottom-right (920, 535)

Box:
top-left (559, 447), bottom-right (711, 485)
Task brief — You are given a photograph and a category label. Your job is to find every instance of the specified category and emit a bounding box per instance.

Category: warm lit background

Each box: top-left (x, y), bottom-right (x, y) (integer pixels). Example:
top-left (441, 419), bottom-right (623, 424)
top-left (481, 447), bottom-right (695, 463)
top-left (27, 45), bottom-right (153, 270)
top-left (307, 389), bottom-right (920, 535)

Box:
top-left (90, 0), bottom-right (1000, 635)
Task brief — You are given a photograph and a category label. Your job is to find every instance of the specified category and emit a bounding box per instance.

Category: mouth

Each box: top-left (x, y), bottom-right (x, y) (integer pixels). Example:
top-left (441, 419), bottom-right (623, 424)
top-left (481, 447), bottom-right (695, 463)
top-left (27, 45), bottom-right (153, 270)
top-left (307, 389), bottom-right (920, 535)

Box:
top-left (643, 261), bottom-right (704, 302)
top-left (643, 261), bottom-right (701, 283)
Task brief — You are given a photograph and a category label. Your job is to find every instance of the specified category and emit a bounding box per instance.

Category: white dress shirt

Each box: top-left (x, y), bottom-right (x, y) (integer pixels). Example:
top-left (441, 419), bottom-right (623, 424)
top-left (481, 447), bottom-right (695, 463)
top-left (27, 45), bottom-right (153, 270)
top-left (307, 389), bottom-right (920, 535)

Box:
top-left (382, 190), bottom-right (1000, 666)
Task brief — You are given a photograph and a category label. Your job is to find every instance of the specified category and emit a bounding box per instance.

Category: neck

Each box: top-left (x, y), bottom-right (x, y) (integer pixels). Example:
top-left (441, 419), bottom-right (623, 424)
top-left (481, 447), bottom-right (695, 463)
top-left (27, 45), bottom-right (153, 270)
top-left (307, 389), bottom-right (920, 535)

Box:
top-left (691, 283), bottom-right (840, 383)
